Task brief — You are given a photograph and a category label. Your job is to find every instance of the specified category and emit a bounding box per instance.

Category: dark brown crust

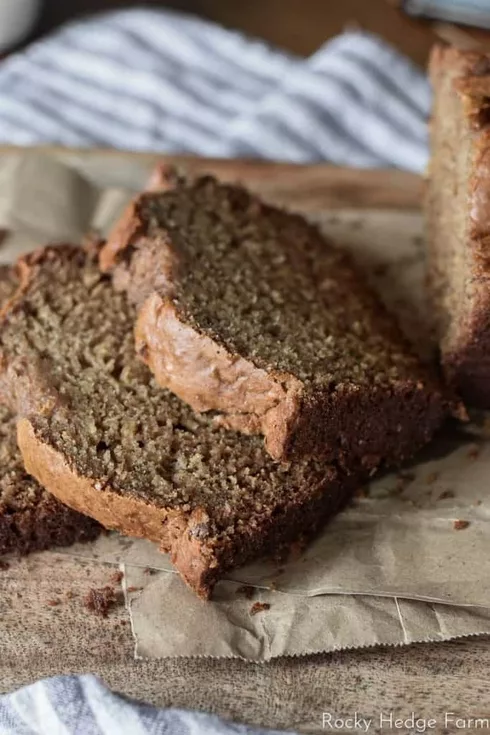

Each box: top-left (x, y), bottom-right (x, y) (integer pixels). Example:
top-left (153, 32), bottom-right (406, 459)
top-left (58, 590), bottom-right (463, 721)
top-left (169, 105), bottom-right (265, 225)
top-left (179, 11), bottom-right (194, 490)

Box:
top-left (102, 172), bottom-right (449, 469)
top-left (0, 490), bottom-right (100, 556)
top-left (428, 45), bottom-right (490, 405)
top-left (18, 417), bottom-right (355, 599)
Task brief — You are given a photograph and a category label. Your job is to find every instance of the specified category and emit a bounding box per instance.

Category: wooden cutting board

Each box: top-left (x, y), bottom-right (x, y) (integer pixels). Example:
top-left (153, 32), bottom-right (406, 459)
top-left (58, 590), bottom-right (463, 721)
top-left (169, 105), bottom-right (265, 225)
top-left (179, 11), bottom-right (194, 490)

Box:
top-left (0, 146), bottom-right (487, 735)
top-left (0, 144), bottom-right (423, 211)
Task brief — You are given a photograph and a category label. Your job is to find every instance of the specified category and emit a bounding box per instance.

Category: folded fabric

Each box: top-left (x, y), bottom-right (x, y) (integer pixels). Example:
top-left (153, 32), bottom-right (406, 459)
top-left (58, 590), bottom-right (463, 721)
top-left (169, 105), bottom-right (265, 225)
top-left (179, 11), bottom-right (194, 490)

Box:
top-left (0, 674), bottom-right (292, 735)
top-left (0, 8), bottom-right (430, 172)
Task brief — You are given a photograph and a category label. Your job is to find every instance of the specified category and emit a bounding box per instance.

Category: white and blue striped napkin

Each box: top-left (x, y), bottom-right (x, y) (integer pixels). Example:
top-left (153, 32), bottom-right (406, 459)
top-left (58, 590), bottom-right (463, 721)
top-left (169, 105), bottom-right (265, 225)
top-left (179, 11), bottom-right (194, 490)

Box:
top-left (0, 7), bottom-right (430, 172)
top-left (0, 674), bottom-right (292, 735)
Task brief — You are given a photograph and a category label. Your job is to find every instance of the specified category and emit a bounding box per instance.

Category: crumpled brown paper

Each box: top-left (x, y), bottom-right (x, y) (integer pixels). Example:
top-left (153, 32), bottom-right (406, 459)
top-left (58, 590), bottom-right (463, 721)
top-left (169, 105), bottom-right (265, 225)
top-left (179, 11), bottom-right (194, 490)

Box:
top-left (2, 151), bottom-right (490, 662)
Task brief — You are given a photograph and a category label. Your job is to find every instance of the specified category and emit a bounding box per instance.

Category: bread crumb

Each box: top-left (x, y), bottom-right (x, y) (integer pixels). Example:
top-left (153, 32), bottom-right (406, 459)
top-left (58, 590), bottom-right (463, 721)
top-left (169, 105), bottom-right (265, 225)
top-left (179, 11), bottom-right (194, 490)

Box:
top-left (288, 537), bottom-right (307, 560)
top-left (392, 479), bottom-right (408, 495)
top-left (109, 570), bottom-right (124, 585)
top-left (84, 586), bottom-right (120, 617)
top-left (453, 520), bottom-right (470, 530)
top-left (250, 602), bottom-right (271, 615)
top-left (482, 416), bottom-right (490, 437)
top-left (399, 471), bottom-right (416, 482)
top-left (82, 229), bottom-right (105, 257)
top-left (237, 585), bottom-right (255, 599)
top-left (65, 590), bottom-right (76, 599)
top-left (438, 490), bottom-right (455, 500)
top-left (46, 599), bottom-right (60, 607)
top-left (354, 485), bottom-right (369, 499)
top-left (373, 263), bottom-right (389, 277)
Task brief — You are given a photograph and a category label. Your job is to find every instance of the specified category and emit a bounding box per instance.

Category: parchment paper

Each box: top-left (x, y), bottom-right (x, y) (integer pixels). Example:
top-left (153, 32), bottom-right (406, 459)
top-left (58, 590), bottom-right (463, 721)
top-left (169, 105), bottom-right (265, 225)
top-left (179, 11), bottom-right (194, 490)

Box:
top-left (2, 153), bottom-right (490, 662)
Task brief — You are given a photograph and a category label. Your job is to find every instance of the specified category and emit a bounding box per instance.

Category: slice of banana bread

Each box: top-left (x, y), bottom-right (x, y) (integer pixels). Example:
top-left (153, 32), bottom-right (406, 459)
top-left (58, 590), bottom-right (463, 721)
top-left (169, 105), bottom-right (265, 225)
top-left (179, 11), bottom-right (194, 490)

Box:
top-left (0, 265), bottom-right (100, 555)
top-left (428, 45), bottom-right (490, 405)
top-left (101, 171), bottom-right (447, 467)
top-left (1, 245), bottom-right (359, 598)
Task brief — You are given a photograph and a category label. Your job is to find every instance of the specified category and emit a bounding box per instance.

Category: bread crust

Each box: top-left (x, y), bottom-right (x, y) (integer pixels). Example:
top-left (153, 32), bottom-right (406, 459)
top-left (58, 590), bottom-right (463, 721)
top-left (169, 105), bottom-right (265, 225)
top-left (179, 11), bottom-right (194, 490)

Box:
top-left (428, 46), bottom-right (490, 404)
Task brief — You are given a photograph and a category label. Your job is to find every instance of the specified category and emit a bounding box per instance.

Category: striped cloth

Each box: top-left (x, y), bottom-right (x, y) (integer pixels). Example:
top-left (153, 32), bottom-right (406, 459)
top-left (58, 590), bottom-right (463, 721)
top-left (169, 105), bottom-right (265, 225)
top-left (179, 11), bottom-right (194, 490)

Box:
top-left (0, 7), bottom-right (430, 172)
top-left (0, 674), bottom-right (291, 735)
top-left (404, 0), bottom-right (490, 28)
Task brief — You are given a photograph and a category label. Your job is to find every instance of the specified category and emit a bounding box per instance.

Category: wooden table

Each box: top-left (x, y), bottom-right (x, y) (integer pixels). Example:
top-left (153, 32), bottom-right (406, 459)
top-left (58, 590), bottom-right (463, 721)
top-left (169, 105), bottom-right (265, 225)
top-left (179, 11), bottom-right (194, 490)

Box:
top-left (1, 147), bottom-right (489, 734)
top-left (31, 0), bottom-right (490, 68)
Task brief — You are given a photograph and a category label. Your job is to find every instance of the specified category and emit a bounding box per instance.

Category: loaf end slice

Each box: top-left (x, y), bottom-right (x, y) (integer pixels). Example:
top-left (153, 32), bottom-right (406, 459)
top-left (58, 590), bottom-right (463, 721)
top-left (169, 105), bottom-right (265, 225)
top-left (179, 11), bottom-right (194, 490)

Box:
top-left (101, 172), bottom-right (448, 468)
top-left (0, 265), bottom-right (101, 556)
top-left (428, 45), bottom-right (490, 405)
top-left (2, 245), bottom-right (358, 598)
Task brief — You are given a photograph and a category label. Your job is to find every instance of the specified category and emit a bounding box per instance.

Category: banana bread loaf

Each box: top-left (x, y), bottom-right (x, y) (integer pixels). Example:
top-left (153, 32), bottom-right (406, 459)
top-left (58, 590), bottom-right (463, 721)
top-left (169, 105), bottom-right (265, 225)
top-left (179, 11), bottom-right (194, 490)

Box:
top-left (0, 265), bottom-right (100, 555)
top-left (2, 245), bottom-right (359, 598)
top-left (101, 171), bottom-right (447, 467)
top-left (428, 45), bottom-right (490, 405)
